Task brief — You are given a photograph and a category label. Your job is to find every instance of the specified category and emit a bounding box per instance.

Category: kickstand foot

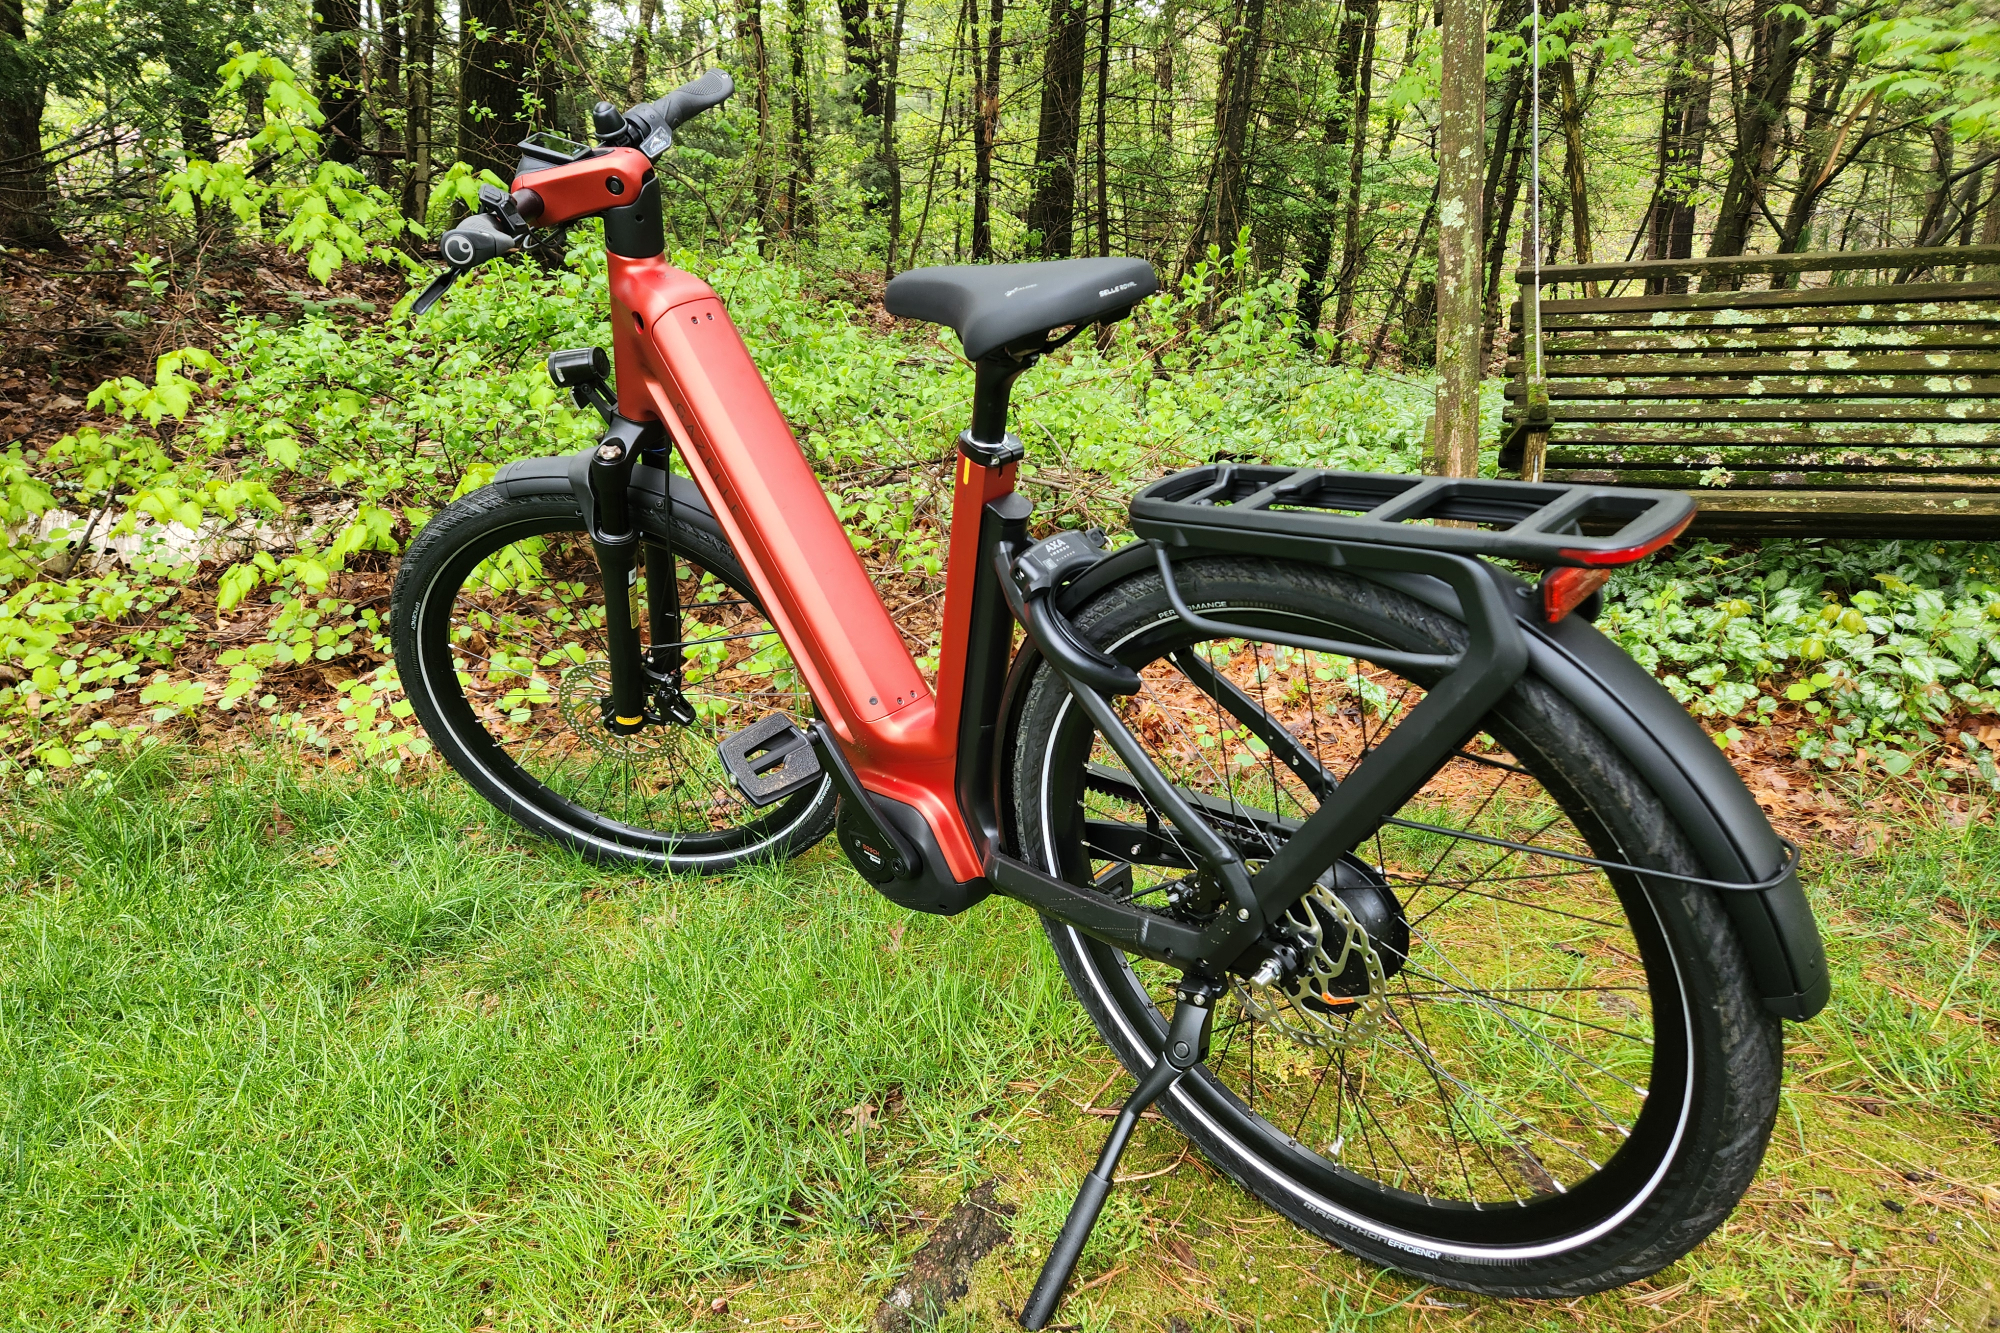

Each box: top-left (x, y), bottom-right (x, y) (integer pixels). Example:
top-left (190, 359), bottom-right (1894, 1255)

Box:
top-left (1019, 979), bottom-right (1221, 1331)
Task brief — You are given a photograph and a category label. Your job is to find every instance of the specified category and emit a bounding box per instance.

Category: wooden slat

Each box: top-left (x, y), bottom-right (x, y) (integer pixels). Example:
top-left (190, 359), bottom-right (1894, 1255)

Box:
top-left (1519, 281), bottom-right (2000, 320)
top-left (1532, 300), bottom-right (2000, 334)
top-left (1547, 445), bottom-right (2000, 469)
top-left (1518, 243), bottom-right (2000, 286)
top-left (1522, 424), bottom-right (2000, 446)
top-left (1685, 490), bottom-right (2000, 539)
top-left (1531, 351), bottom-right (2000, 378)
top-left (1531, 327), bottom-right (2000, 355)
top-left (1517, 375), bottom-right (2000, 400)
top-left (1501, 400), bottom-right (2000, 422)
top-left (1547, 468), bottom-right (2000, 491)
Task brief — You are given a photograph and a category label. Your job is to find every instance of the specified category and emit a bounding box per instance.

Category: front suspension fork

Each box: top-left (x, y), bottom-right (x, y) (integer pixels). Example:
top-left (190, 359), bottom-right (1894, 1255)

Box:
top-left (586, 416), bottom-right (674, 734)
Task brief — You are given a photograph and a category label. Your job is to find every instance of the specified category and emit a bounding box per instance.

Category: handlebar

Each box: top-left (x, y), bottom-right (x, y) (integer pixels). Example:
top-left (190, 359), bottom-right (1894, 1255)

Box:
top-left (593, 69), bottom-right (735, 160)
top-left (410, 71), bottom-right (733, 318)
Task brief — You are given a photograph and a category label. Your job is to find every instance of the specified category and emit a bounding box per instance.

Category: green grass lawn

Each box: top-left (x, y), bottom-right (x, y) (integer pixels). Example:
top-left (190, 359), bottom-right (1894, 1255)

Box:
top-left (2, 750), bottom-right (1996, 1331)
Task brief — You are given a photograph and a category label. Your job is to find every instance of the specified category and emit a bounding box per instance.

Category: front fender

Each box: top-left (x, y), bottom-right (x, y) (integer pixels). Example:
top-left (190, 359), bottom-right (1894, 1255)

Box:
top-left (490, 446), bottom-right (721, 543)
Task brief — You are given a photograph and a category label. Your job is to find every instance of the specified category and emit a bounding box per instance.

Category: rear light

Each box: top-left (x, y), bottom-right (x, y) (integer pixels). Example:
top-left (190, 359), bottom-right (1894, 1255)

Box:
top-left (1541, 566), bottom-right (1612, 623)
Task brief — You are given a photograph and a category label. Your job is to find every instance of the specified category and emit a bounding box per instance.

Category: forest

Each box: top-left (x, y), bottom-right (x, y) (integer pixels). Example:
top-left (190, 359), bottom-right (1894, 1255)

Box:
top-left (3, 0), bottom-right (1998, 366)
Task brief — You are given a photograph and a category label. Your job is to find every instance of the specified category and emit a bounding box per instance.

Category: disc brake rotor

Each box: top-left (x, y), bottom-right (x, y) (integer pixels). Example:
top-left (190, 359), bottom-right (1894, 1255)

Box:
top-left (1236, 881), bottom-right (1393, 1052)
top-left (557, 660), bottom-right (683, 762)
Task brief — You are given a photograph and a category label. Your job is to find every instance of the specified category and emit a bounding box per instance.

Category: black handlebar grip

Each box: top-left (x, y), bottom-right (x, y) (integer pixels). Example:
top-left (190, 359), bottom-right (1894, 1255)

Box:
top-left (623, 69), bottom-right (735, 156)
top-left (438, 213), bottom-right (522, 269)
top-left (648, 68), bottom-right (735, 132)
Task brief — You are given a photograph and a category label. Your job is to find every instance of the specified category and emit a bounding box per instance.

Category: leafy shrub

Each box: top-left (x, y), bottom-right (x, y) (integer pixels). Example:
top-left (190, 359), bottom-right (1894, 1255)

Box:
top-left (1600, 540), bottom-right (2000, 775)
top-left (1, 223), bottom-right (1992, 786)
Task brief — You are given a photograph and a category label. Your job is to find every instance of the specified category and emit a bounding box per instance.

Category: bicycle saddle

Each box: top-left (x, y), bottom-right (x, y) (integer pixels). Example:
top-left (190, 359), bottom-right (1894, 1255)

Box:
top-left (886, 256), bottom-right (1158, 360)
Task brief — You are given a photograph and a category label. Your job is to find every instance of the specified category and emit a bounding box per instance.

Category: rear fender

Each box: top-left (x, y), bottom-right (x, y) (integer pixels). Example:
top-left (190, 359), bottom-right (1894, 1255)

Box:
top-left (997, 541), bottom-right (1828, 1020)
top-left (1360, 564), bottom-right (1827, 1020)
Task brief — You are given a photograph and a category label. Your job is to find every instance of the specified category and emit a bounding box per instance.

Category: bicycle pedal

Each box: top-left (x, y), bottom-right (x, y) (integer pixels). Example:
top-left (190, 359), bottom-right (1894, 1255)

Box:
top-left (717, 713), bottom-right (822, 806)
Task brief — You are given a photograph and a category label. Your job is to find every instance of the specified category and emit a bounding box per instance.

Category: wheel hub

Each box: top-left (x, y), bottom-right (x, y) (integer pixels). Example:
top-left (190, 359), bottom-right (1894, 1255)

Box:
top-left (1236, 855), bottom-right (1408, 1050)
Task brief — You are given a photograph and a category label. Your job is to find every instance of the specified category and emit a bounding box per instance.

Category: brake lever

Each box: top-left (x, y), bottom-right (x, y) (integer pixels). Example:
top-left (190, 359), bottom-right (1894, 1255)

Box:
top-left (409, 267), bottom-right (462, 317)
top-left (408, 206), bottom-right (529, 319)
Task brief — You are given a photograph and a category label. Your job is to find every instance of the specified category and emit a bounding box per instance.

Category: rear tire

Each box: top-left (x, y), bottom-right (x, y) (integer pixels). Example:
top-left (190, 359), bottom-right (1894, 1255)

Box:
top-left (1007, 554), bottom-right (1782, 1295)
top-left (392, 473), bottom-right (835, 872)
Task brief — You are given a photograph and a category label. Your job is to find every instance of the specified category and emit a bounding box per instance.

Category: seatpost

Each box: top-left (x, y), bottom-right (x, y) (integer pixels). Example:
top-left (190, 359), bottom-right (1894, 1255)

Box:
top-left (962, 353), bottom-right (1034, 466)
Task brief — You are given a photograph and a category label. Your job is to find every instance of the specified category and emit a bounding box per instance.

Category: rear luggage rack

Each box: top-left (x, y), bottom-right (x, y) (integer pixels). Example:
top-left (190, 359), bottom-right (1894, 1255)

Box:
top-left (1130, 465), bottom-right (1695, 568)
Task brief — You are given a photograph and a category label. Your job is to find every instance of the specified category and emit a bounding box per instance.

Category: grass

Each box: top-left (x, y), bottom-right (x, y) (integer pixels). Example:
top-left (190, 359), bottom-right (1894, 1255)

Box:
top-left (1, 748), bottom-right (1997, 1330)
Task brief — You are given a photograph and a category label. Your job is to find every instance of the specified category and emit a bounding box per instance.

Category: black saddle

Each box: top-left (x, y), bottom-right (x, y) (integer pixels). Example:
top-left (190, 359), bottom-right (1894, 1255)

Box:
top-left (885, 257), bottom-right (1159, 360)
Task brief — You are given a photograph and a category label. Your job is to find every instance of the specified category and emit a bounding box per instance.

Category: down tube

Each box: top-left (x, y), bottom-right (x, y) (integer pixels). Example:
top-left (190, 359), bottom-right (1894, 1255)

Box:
top-left (613, 257), bottom-right (983, 880)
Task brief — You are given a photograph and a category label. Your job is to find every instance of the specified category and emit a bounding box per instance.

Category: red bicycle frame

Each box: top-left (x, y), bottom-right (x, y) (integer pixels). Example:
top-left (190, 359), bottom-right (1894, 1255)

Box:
top-left (522, 152), bottom-right (1004, 885)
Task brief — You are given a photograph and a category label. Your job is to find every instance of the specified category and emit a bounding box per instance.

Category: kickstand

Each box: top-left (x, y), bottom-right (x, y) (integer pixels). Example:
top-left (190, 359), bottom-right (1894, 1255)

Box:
top-left (1020, 978), bottom-right (1223, 1330)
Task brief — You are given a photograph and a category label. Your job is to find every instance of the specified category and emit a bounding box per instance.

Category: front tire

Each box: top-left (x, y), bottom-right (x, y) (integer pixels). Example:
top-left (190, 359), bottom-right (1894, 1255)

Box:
top-left (392, 472), bottom-right (835, 873)
top-left (1008, 555), bottom-right (1782, 1295)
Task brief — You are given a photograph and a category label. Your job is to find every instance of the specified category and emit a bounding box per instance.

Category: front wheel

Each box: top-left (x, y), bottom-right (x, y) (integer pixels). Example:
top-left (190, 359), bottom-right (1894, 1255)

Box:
top-left (392, 469), bottom-right (835, 872)
top-left (1007, 554), bottom-right (1782, 1295)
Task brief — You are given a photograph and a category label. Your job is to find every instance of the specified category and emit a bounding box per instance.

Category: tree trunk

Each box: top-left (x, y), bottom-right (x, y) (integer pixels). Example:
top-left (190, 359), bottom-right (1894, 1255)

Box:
top-left (971, 0), bottom-right (1002, 260)
top-left (1980, 171), bottom-right (2000, 278)
top-left (741, 0), bottom-right (774, 242)
top-left (629, 0), bottom-right (658, 102)
top-left (786, 0), bottom-right (816, 240)
top-left (1773, 10), bottom-right (1850, 260)
top-left (1151, 0), bottom-right (1174, 257)
top-left (0, 0), bottom-right (58, 245)
top-left (837, 0), bottom-right (887, 209)
top-left (1477, 0), bottom-right (1527, 257)
top-left (375, 0), bottom-right (405, 190)
top-left (1704, 0), bottom-right (1809, 273)
top-left (1550, 0), bottom-right (1594, 292)
top-left (883, 0), bottom-right (908, 276)
top-left (1430, 0), bottom-right (1484, 478)
top-left (1913, 120), bottom-right (1956, 246)
top-left (1295, 0), bottom-right (1373, 338)
top-left (402, 0), bottom-right (436, 222)
top-left (1094, 0), bottom-right (1111, 256)
top-left (1329, 0), bottom-right (1380, 358)
top-left (459, 0), bottom-right (533, 182)
top-left (1185, 0), bottom-right (1265, 272)
top-left (1644, 7), bottom-right (1717, 293)
top-left (1376, 2), bottom-right (1428, 159)
top-left (1482, 76), bottom-right (1529, 366)
top-left (1025, 0), bottom-right (1088, 256)
top-left (837, 0), bottom-right (882, 118)
top-left (1366, 177), bottom-right (1439, 370)
top-left (313, 0), bottom-right (366, 165)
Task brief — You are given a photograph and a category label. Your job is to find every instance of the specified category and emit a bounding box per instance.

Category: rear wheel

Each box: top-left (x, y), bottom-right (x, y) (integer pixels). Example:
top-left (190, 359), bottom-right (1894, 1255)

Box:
top-left (393, 476), bottom-right (835, 871)
top-left (1008, 555), bottom-right (1781, 1295)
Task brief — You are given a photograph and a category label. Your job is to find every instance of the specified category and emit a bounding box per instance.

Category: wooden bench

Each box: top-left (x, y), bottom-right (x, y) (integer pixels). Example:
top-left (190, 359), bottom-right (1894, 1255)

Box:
top-left (1501, 245), bottom-right (2000, 538)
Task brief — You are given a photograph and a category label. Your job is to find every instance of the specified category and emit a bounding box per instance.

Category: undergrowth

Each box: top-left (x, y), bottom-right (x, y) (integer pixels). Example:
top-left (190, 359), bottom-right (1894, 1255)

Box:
top-left (5, 224), bottom-right (2000, 788)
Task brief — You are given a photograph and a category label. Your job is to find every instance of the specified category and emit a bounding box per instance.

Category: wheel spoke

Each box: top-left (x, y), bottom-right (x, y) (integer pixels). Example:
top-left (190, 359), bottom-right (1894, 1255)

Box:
top-left (1016, 588), bottom-right (1672, 1216)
